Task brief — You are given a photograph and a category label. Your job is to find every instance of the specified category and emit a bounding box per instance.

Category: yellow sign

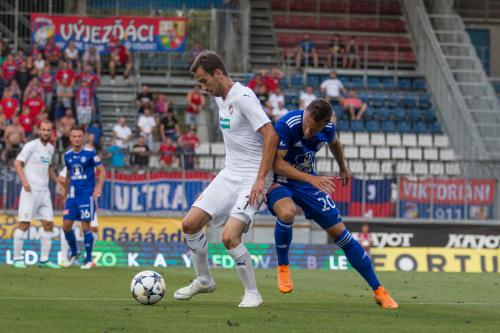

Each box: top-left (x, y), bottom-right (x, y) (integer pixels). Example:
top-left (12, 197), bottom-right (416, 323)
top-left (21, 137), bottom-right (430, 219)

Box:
top-left (371, 247), bottom-right (500, 273)
top-left (0, 214), bottom-right (183, 242)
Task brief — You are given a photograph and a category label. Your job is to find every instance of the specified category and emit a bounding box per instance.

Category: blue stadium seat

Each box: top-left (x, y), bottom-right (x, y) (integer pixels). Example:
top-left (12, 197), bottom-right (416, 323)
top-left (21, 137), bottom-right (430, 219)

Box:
top-left (337, 120), bottom-right (350, 131)
top-left (392, 108), bottom-right (407, 121)
top-left (335, 107), bottom-right (347, 120)
top-left (382, 77), bottom-right (397, 90)
top-left (382, 120), bottom-right (397, 132)
top-left (370, 92), bottom-right (386, 108)
top-left (367, 76), bottom-right (382, 90)
top-left (386, 92), bottom-right (400, 108)
top-left (430, 122), bottom-right (443, 134)
top-left (375, 107), bottom-right (391, 121)
top-left (307, 75), bottom-right (320, 87)
top-left (351, 120), bottom-right (365, 132)
top-left (409, 108), bottom-right (422, 122)
top-left (350, 76), bottom-right (364, 89)
top-left (291, 74), bottom-right (304, 88)
top-left (413, 78), bottom-right (426, 90)
top-left (399, 93), bottom-right (417, 109)
top-left (418, 93), bottom-right (432, 109)
top-left (414, 122), bottom-right (428, 134)
top-left (279, 76), bottom-right (289, 88)
top-left (363, 107), bottom-right (375, 120)
top-left (366, 120), bottom-right (381, 132)
top-left (398, 121), bottom-right (412, 133)
top-left (398, 77), bottom-right (412, 90)
top-left (422, 108), bottom-right (437, 123)
top-left (357, 90), bottom-right (370, 101)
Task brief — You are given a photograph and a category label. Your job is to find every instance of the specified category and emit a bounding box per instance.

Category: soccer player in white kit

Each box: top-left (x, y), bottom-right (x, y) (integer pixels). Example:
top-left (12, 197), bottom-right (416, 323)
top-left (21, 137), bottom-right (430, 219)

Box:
top-left (173, 51), bottom-right (279, 307)
top-left (13, 120), bottom-right (61, 268)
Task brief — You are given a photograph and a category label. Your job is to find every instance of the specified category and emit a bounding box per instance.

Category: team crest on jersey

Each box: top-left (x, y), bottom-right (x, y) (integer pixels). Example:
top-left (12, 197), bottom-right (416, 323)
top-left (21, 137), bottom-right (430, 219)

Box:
top-left (81, 156), bottom-right (87, 163)
top-left (228, 105), bottom-right (234, 115)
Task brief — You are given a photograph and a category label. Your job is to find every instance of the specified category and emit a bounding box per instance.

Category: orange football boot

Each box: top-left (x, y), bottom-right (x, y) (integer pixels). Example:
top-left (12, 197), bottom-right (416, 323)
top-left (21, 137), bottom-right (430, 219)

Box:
top-left (277, 265), bottom-right (293, 293)
top-left (374, 286), bottom-right (398, 308)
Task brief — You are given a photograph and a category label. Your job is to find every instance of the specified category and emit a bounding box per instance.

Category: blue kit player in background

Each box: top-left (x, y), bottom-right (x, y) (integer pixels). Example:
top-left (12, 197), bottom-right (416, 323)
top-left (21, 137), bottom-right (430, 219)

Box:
top-left (62, 125), bottom-right (106, 269)
top-left (267, 99), bottom-right (398, 308)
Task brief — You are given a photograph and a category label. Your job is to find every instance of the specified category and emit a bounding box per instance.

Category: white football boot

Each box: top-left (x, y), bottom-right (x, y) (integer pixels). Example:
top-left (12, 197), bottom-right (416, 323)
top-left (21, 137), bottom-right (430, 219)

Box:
top-left (80, 261), bottom-right (96, 270)
top-left (238, 291), bottom-right (263, 308)
top-left (173, 279), bottom-right (216, 300)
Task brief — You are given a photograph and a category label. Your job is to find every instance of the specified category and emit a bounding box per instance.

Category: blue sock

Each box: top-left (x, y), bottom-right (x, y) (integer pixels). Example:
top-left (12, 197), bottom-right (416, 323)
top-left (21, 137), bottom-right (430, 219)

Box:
top-left (64, 230), bottom-right (78, 257)
top-left (274, 219), bottom-right (293, 266)
top-left (335, 229), bottom-right (381, 290)
top-left (84, 231), bottom-right (94, 263)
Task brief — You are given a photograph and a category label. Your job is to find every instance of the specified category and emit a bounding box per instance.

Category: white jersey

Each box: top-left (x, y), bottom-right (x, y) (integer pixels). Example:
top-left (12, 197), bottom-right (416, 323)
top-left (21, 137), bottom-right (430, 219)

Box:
top-left (321, 79), bottom-right (344, 97)
top-left (16, 139), bottom-right (54, 191)
top-left (214, 82), bottom-right (271, 176)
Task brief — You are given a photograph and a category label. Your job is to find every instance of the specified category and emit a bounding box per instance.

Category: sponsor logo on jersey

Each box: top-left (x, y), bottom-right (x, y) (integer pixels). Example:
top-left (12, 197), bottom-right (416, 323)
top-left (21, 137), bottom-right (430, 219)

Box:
top-left (71, 164), bottom-right (87, 180)
top-left (40, 156), bottom-right (51, 164)
top-left (219, 117), bottom-right (231, 129)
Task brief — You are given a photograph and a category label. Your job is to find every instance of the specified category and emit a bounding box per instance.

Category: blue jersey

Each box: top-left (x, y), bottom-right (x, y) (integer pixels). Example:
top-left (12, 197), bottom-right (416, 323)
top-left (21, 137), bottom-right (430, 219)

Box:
top-left (64, 147), bottom-right (102, 197)
top-left (274, 110), bottom-right (336, 187)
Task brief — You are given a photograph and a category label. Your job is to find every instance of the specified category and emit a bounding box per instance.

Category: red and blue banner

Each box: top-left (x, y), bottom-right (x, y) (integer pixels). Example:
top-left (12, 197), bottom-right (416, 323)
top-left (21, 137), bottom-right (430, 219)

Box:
top-left (399, 178), bottom-right (496, 219)
top-left (31, 14), bottom-right (187, 53)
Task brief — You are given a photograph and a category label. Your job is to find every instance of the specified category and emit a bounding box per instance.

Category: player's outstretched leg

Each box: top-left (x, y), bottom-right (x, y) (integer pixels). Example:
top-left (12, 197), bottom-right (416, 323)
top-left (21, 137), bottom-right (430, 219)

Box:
top-left (13, 223), bottom-right (29, 268)
top-left (329, 224), bottom-right (398, 309)
top-left (62, 220), bottom-right (79, 268)
top-left (174, 207), bottom-right (215, 301)
top-left (222, 218), bottom-right (263, 308)
top-left (38, 221), bottom-right (60, 269)
top-left (268, 187), bottom-right (296, 293)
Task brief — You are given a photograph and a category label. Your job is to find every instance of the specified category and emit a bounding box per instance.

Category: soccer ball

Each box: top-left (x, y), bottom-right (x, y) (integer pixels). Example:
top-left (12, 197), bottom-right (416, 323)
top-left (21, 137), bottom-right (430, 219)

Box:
top-left (130, 270), bottom-right (166, 305)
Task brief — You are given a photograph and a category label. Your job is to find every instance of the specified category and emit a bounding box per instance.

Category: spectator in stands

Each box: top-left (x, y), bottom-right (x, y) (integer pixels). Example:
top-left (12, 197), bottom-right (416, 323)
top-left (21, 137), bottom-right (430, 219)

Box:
top-left (299, 86), bottom-right (317, 110)
top-left (271, 101), bottom-right (289, 123)
top-left (0, 69), bottom-right (5, 99)
top-left (58, 109), bottom-right (75, 149)
top-left (154, 92), bottom-right (169, 115)
top-left (112, 116), bottom-right (132, 149)
top-left (109, 41), bottom-right (133, 81)
top-left (75, 80), bottom-right (94, 126)
top-left (2, 53), bottom-right (16, 84)
top-left (25, 77), bottom-right (44, 102)
top-left (185, 85), bottom-right (205, 128)
top-left (56, 60), bottom-right (75, 89)
top-left (327, 34), bottom-right (345, 69)
top-left (256, 84), bottom-right (269, 108)
top-left (43, 37), bottom-right (62, 67)
top-left (136, 84), bottom-right (153, 114)
top-left (296, 34), bottom-right (318, 69)
top-left (14, 62), bottom-right (33, 97)
top-left (15, 49), bottom-right (26, 67)
top-left (1, 87), bottom-right (19, 122)
top-left (137, 107), bottom-right (155, 147)
top-left (9, 80), bottom-right (22, 100)
top-left (344, 36), bottom-right (360, 69)
top-left (108, 139), bottom-right (126, 169)
top-left (33, 52), bottom-right (46, 76)
top-left (19, 107), bottom-right (34, 138)
top-left (130, 136), bottom-right (150, 167)
top-left (23, 89), bottom-right (45, 122)
top-left (159, 137), bottom-right (177, 168)
top-left (320, 71), bottom-right (346, 105)
top-left (77, 64), bottom-right (101, 91)
top-left (0, 114), bottom-right (5, 151)
top-left (39, 66), bottom-right (54, 115)
top-left (64, 41), bottom-right (81, 72)
top-left (176, 134), bottom-right (195, 170)
top-left (2, 116), bottom-right (26, 163)
top-left (268, 87), bottom-right (284, 111)
top-left (82, 46), bottom-right (101, 75)
top-left (263, 67), bottom-right (284, 93)
top-left (358, 223), bottom-right (372, 254)
top-left (151, 115), bottom-right (163, 153)
top-left (178, 126), bottom-right (200, 151)
top-left (87, 120), bottom-right (103, 151)
top-left (160, 109), bottom-right (180, 142)
top-left (247, 73), bottom-right (263, 93)
top-left (343, 89), bottom-right (367, 120)
top-left (188, 42), bottom-right (204, 66)
top-left (55, 77), bottom-right (73, 119)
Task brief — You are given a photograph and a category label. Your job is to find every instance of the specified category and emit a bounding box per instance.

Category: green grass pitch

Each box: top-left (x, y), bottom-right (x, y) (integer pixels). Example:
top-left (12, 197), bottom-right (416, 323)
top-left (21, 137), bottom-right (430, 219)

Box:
top-left (0, 266), bottom-right (499, 333)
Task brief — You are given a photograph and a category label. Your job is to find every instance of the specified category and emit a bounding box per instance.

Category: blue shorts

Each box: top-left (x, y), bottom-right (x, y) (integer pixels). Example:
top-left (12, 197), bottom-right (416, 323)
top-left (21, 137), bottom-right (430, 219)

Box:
top-left (267, 183), bottom-right (343, 229)
top-left (64, 195), bottom-right (96, 222)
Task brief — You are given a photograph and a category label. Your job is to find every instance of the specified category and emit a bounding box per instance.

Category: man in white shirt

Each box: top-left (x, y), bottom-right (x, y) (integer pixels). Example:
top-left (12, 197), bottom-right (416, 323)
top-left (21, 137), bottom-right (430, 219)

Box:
top-left (320, 71), bottom-right (346, 104)
top-left (112, 116), bottom-right (132, 149)
top-left (174, 51), bottom-right (278, 308)
top-left (271, 101), bottom-right (289, 122)
top-left (268, 87), bottom-right (285, 110)
top-left (13, 120), bottom-right (61, 269)
top-left (299, 86), bottom-right (317, 110)
top-left (137, 107), bottom-right (155, 147)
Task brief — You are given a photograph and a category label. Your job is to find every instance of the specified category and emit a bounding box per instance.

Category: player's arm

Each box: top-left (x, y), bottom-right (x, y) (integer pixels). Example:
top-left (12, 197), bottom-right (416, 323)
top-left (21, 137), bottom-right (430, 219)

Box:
top-left (328, 134), bottom-right (350, 185)
top-left (273, 149), bottom-right (335, 194)
top-left (93, 164), bottom-right (106, 200)
top-left (14, 143), bottom-right (33, 192)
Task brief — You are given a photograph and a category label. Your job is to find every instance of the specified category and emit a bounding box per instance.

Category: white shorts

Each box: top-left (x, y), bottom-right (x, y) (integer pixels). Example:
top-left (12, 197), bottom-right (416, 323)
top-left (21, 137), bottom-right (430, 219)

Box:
top-left (18, 189), bottom-right (53, 222)
top-left (193, 168), bottom-right (271, 230)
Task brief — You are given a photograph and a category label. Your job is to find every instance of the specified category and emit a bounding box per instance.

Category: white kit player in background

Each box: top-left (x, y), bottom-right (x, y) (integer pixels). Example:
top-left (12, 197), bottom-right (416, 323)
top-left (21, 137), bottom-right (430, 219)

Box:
top-left (57, 166), bottom-right (99, 266)
top-left (173, 51), bottom-right (279, 307)
top-left (13, 120), bottom-right (62, 269)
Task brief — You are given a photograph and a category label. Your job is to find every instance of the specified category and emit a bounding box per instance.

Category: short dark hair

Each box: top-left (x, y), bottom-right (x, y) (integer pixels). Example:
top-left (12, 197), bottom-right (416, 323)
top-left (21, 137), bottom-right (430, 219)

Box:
top-left (70, 124), bottom-right (86, 133)
top-left (306, 99), bottom-right (333, 122)
top-left (189, 51), bottom-right (228, 76)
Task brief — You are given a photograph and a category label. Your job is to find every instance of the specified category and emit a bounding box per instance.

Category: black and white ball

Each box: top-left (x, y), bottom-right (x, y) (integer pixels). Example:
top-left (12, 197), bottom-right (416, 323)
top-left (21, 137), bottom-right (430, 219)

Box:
top-left (130, 270), bottom-right (166, 305)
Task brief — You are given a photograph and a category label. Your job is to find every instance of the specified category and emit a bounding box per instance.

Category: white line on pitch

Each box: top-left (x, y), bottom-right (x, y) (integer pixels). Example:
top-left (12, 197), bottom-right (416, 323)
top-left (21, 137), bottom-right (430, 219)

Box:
top-left (0, 296), bottom-right (499, 306)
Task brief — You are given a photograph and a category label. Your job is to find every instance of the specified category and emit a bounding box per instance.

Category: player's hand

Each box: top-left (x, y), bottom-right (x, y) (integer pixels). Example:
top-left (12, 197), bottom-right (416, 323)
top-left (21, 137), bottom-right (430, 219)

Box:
top-left (309, 176), bottom-right (335, 194)
top-left (249, 177), bottom-right (266, 207)
top-left (23, 182), bottom-right (31, 192)
top-left (339, 167), bottom-right (351, 186)
top-left (93, 189), bottom-right (101, 201)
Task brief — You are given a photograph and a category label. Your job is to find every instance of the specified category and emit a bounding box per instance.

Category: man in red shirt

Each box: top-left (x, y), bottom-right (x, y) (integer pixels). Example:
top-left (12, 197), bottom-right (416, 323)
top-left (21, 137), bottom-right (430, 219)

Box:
top-left (159, 137), bottom-right (177, 167)
top-left (0, 88), bottom-right (20, 121)
top-left (109, 42), bottom-right (133, 80)
top-left (55, 61), bottom-right (75, 88)
top-left (44, 37), bottom-right (62, 66)
top-left (2, 53), bottom-right (17, 82)
top-left (23, 90), bottom-right (46, 122)
top-left (76, 64), bottom-right (101, 91)
top-left (18, 107), bottom-right (34, 137)
top-left (178, 126), bottom-right (200, 150)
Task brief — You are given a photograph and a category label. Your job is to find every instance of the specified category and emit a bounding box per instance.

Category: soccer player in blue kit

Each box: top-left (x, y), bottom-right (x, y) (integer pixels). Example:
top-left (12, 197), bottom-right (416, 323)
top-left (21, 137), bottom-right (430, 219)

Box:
top-left (62, 125), bottom-right (106, 269)
top-left (267, 99), bottom-right (398, 308)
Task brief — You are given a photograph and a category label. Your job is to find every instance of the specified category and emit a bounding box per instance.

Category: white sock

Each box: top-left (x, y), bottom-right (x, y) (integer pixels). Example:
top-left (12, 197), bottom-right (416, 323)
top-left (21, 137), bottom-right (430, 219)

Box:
top-left (39, 229), bottom-right (52, 262)
top-left (60, 230), bottom-right (69, 260)
top-left (13, 228), bottom-right (26, 261)
top-left (227, 243), bottom-right (258, 294)
top-left (185, 231), bottom-right (212, 285)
